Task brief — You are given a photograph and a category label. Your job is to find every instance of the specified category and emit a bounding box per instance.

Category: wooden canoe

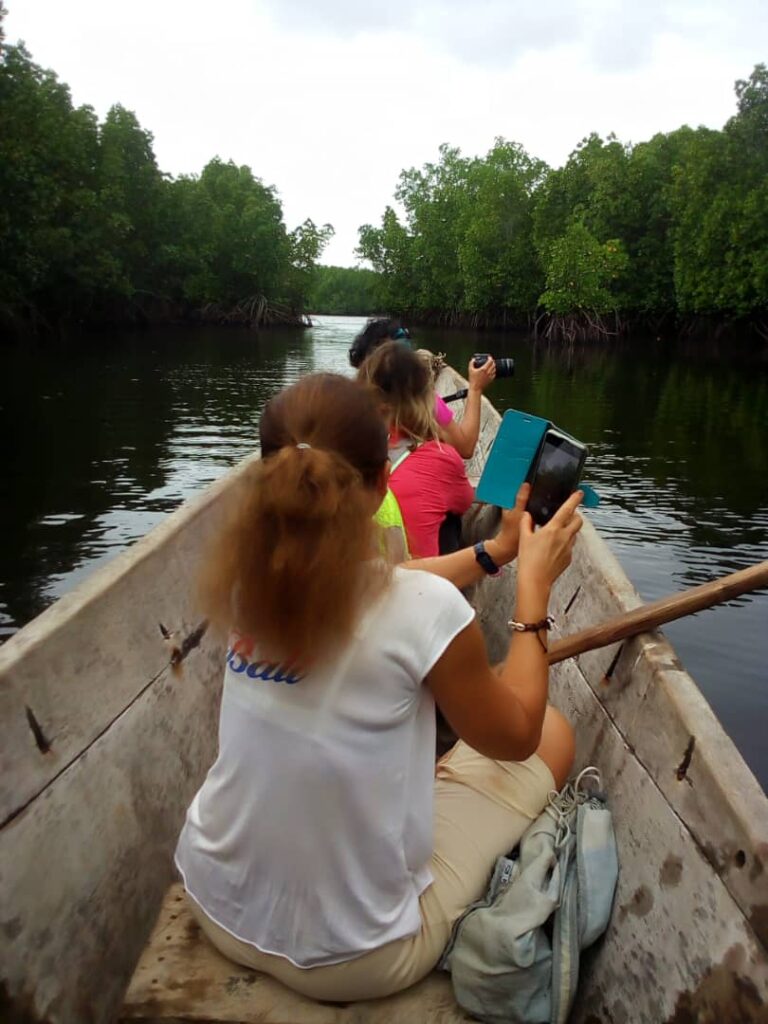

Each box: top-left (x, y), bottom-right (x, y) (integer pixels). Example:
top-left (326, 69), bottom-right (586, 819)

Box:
top-left (1, 364), bottom-right (766, 1024)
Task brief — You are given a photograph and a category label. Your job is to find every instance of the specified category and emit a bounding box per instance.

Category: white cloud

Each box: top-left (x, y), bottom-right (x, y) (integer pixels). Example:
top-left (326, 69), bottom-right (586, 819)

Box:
top-left (5, 0), bottom-right (768, 265)
top-left (259, 0), bottom-right (766, 71)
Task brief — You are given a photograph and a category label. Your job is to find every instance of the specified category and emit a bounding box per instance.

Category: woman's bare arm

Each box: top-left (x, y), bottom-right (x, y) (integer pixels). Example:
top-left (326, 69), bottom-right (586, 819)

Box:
top-left (426, 494), bottom-right (583, 760)
top-left (438, 357), bottom-right (496, 459)
top-left (426, 618), bottom-right (548, 760)
top-left (403, 485), bottom-right (529, 589)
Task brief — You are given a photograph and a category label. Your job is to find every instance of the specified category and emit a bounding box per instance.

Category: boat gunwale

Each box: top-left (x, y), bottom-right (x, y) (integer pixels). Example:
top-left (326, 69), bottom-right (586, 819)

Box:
top-left (437, 363), bottom-right (768, 952)
top-left (0, 453), bottom-right (259, 673)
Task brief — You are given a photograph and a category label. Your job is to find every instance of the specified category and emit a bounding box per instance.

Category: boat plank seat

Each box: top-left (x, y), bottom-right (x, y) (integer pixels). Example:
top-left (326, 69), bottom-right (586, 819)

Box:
top-left (120, 883), bottom-right (470, 1024)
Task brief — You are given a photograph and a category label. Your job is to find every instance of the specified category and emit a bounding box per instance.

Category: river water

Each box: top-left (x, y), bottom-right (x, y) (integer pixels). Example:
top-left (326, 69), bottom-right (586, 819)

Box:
top-left (2, 316), bottom-right (766, 786)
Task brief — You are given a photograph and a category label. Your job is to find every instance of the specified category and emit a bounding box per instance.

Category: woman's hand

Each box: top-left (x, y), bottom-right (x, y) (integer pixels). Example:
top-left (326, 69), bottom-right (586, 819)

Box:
top-left (517, 490), bottom-right (584, 591)
top-left (486, 483), bottom-right (530, 565)
top-left (468, 356), bottom-right (496, 392)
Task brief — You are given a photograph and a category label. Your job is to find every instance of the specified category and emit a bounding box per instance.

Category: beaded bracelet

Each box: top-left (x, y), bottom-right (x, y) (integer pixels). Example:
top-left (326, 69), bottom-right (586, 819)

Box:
top-left (507, 616), bottom-right (555, 633)
top-left (507, 616), bottom-right (555, 652)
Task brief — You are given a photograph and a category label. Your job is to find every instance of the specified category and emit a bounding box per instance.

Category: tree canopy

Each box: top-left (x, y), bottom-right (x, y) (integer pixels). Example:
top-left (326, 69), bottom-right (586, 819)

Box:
top-left (358, 67), bottom-right (768, 338)
top-left (0, 40), bottom-right (332, 336)
top-left (3, 21), bottom-right (765, 339)
top-left (307, 265), bottom-right (382, 315)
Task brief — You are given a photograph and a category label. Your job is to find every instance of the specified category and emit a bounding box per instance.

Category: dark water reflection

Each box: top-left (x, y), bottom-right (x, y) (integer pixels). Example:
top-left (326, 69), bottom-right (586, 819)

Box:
top-left (1, 316), bottom-right (766, 787)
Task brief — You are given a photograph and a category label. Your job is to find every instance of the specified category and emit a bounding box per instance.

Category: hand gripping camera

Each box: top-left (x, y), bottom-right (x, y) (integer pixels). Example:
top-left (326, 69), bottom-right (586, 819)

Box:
top-left (472, 353), bottom-right (515, 379)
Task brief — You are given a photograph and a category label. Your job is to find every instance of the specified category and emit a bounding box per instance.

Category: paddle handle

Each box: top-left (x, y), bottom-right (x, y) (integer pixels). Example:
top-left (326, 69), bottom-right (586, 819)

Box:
top-left (547, 560), bottom-right (768, 665)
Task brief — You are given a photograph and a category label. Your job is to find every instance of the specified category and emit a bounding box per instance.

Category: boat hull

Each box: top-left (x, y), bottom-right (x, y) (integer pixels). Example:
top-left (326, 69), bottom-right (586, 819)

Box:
top-left (1, 370), bottom-right (766, 1023)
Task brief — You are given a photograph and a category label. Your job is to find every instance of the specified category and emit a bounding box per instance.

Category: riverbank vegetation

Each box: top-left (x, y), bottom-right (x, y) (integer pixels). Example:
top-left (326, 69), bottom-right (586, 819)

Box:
top-left (307, 266), bottom-right (381, 315)
top-left (0, 24), bottom-right (332, 338)
top-left (357, 66), bottom-right (768, 341)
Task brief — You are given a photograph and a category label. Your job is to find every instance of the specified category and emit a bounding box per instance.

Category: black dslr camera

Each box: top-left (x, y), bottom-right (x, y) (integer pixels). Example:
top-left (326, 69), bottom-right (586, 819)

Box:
top-left (473, 353), bottom-right (515, 379)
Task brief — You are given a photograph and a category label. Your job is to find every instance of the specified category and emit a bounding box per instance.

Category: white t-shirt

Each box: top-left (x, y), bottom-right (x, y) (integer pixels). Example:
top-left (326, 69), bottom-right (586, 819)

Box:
top-left (175, 567), bottom-right (474, 968)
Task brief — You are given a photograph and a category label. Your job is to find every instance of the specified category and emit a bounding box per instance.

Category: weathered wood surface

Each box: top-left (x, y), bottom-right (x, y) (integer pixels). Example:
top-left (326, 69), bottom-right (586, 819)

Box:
top-left (552, 655), bottom-right (768, 1024)
top-left (0, 463), bottom-right (254, 1022)
top-left (438, 365), bottom-right (768, 1020)
top-left (0, 456), bottom-right (254, 826)
top-left (2, 364), bottom-right (767, 1023)
top-left (545, 521), bottom-right (768, 953)
top-left (121, 884), bottom-right (469, 1024)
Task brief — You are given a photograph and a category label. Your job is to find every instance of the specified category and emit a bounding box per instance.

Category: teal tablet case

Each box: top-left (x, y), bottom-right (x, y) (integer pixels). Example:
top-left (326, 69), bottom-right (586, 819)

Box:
top-left (476, 408), bottom-right (600, 511)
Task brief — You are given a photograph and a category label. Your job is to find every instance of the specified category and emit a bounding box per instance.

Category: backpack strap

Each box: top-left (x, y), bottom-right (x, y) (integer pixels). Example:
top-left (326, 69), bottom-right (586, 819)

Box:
top-left (441, 768), bottom-right (618, 1024)
top-left (391, 448), bottom-right (411, 473)
top-left (549, 768), bottom-right (618, 1024)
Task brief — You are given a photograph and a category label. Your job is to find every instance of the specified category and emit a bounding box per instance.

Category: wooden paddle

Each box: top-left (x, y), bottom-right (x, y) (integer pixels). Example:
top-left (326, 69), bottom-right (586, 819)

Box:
top-left (547, 560), bottom-right (768, 665)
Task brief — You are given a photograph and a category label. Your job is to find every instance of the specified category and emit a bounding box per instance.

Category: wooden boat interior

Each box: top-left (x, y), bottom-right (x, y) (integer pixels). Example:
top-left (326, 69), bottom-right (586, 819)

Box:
top-left (1, 363), bottom-right (766, 1023)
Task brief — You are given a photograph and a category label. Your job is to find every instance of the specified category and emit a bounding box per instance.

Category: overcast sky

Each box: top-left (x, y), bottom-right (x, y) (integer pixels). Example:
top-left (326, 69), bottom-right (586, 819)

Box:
top-left (6, 0), bottom-right (768, 265)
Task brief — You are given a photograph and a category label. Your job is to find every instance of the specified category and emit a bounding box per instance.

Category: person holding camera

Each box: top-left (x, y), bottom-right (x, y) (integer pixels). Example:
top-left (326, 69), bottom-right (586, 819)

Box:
top-left (359, 342), bottom-right (476, 558)
top-left (445, 353), bottom-right (497, 459)
top-left (174, 370), bottom-right (579, 1003)
top-left (348, 317), bottom-right (497, 460)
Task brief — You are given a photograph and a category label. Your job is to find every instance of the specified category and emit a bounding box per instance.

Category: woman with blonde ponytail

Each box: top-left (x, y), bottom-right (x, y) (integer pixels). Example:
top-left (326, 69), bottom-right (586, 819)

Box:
top-left (175, 372), bottom-right (581, 1002)
top-left (359, 341), bottom-right (475, 557)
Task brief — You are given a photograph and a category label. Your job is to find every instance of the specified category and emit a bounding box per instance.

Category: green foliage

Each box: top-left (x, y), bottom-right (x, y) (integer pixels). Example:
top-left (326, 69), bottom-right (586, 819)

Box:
top-left (458, 141), bottom-right (548, 314)
top-left (96, 105), bottom-right (165, 295)
top-left (0, 43), bottom-right (331, 334)
top-left (532, 132), bottom-right (671, 313)
top-left (158, 159), bottom-right (290, 306)
top-left (307, 265), bottom-right (382, 315)
top-left (539, 223), bottom-right (628, 315)
top-left (358, 139), bottom-right (547, 323)
top-left (284, 219), bottom-right (335, 308)
top-left (357, 206), bottom-right (415, 311)
top-left (0, 44), bottom-right (104, 323)
top-left (669, 66), bottom-right (768, 316)
top-left (3, 28), bottom-right (766, 336)
top-left (361, 68), bottom-right (768, 331)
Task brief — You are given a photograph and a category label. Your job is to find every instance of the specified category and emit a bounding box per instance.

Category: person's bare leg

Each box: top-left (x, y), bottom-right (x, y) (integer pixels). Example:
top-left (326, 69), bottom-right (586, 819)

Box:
top-left (491, 660), bottom-right (575, 787)
top-left (535, 705), bottom-right (575, 789)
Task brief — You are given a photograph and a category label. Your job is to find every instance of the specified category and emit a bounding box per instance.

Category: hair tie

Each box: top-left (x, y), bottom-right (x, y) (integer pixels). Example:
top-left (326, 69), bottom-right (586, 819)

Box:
top-left (296, 442), bottom-right (312, 450)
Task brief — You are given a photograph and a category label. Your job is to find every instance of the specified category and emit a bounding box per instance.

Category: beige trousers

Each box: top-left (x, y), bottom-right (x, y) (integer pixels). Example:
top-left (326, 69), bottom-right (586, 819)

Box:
top-left (192, 741), bottom-right (554, 1002)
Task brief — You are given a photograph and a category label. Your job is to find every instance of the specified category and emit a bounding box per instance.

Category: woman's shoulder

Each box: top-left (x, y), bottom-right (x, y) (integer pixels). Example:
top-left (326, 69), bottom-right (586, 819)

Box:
top-left (392, 565), bottom-right (470, 605)
top-left (387, 568), bottom-right (475, 650)
top-left (414, 440), bottom-right (466, 468)
top-left (414, 439), bottom-right (459, 456)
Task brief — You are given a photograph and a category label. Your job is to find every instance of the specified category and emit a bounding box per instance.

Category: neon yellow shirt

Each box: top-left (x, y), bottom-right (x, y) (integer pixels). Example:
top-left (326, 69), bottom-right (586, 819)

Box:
top-left (374, 452), bottom-right (411, 559)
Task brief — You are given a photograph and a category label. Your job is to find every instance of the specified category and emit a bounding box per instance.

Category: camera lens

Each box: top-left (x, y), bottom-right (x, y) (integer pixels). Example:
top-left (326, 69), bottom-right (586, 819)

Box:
top-left (473, 356), bottom-right (514, 380)
top-left (472, 354), bottom-right (515, 378)
top-left (495, 358), bottom-right (515, 379)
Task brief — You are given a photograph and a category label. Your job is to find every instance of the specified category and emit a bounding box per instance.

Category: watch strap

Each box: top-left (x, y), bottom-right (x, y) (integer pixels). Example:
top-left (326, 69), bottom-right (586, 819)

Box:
top-left (474, 541), bottom-right (501, 577)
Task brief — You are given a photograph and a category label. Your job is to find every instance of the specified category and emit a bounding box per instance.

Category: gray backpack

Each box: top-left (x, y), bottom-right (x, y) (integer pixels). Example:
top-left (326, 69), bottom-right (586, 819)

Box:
top-left (441, 768), bottom-right (618, 1024)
